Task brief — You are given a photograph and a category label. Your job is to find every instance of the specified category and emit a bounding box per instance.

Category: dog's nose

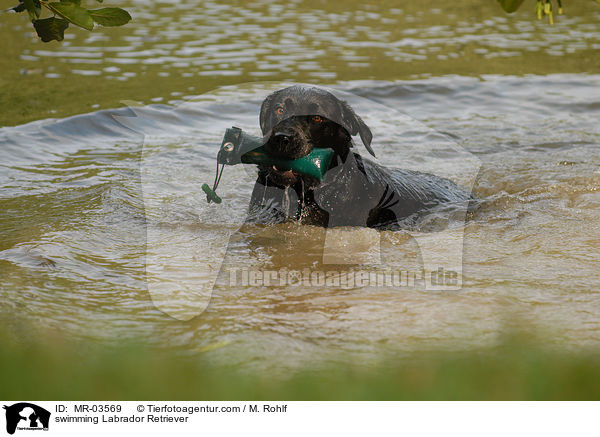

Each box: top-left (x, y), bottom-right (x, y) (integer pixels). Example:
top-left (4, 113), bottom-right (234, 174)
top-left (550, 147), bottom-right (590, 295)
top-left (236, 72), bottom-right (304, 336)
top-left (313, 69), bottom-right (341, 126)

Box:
top-left (273, 132), bottom-right (291, 147)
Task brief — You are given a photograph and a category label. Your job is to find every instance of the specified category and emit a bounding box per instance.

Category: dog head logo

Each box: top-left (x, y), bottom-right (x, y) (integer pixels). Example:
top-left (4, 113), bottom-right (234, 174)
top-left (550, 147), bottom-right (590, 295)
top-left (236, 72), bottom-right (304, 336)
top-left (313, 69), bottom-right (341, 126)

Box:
top-left (3, 403), bottom-right (50, 435)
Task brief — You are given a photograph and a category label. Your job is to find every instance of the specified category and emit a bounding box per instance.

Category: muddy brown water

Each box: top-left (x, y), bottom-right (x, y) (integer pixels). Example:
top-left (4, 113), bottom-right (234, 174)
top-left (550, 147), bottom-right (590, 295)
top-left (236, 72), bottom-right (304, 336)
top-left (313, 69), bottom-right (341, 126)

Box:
top-left (1, 0), bottom-right (599, 372)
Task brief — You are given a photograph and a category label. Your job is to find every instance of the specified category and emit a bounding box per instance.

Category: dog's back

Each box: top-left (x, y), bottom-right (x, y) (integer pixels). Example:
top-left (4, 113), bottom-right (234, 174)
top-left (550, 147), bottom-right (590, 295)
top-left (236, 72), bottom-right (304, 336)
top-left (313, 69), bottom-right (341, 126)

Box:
top-left (248, 152), bottom-right (474, 230)
top-left (359, 155), bottom-right (475, 229)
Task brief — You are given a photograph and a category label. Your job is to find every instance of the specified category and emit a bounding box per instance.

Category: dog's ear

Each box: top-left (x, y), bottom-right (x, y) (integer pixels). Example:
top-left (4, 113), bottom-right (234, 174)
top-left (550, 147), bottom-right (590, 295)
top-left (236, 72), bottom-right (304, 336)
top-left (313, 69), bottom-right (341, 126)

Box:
top-left (339, 100), bottom-right (375, 157)
top-left (259, 93), bottom-right (275, 135)
top-left (329, 124), bottom-right (352, 161)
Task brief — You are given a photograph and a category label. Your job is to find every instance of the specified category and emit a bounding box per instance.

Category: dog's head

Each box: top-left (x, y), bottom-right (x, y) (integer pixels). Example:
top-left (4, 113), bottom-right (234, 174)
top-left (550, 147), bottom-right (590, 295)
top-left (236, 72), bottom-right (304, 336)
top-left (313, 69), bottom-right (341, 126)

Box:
top-left (259, 85), bottom-right (374, 186)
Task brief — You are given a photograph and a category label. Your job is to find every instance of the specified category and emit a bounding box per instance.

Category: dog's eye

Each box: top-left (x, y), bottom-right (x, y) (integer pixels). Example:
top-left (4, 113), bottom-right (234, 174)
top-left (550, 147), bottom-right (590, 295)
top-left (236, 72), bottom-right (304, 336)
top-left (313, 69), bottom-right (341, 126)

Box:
top-left (312, 115), bottom-right (323, 122)
top-left (276, 107), bottom-right (284, 115)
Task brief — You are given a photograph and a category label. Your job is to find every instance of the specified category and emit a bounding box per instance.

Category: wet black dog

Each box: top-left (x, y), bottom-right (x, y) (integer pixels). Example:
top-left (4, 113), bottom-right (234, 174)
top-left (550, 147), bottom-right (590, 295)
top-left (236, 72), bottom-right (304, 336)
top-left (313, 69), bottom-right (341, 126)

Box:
top-left (247, 85), bottom-right (473, 229)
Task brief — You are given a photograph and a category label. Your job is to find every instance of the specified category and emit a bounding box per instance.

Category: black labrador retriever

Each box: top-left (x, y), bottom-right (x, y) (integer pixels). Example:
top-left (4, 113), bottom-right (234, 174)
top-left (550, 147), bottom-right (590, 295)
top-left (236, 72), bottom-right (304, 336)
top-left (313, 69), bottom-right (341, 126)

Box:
top-left (247, 85), bottom-right (474, 229)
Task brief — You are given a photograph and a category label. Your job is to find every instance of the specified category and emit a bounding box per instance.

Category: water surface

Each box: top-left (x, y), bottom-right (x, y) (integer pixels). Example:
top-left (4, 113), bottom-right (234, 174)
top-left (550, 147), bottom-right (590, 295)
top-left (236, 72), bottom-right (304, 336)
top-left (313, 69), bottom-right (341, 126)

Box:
top-left (2, 0), bottom-right (599, 124)
top-left (2, 75), bottom-right (600, 371)
top-left (1, 0), bottom-right (600, 372)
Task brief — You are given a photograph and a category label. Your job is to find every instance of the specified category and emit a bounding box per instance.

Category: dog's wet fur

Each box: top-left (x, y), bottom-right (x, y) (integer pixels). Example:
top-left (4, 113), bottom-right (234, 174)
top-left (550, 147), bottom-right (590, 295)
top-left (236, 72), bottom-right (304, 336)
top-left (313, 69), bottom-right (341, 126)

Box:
top-left (247, 85), bottom-right (474, 229)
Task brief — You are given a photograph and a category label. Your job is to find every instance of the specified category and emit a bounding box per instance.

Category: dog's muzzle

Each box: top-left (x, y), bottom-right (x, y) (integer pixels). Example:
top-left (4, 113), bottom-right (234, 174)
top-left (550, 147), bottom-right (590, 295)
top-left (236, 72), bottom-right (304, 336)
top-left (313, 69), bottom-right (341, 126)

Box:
top-left (270, 131), bottom-right (293, 151)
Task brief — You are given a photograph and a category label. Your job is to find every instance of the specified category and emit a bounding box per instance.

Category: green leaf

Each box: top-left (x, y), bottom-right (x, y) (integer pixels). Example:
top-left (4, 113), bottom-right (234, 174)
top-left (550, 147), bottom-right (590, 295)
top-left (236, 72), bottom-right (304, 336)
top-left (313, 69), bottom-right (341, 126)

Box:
top-left (23, 0), bottom-right (41, 21)
top-left (33, 17), bottom-right (69, 42)
top-left (60, 0), bottom-right (81, 5)
top-left (46, 2), bottom-right (94, 30)
top-left (497, 0), bottom-right (526, 13)
top-left (88, 7), bottom-right (131, 26)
